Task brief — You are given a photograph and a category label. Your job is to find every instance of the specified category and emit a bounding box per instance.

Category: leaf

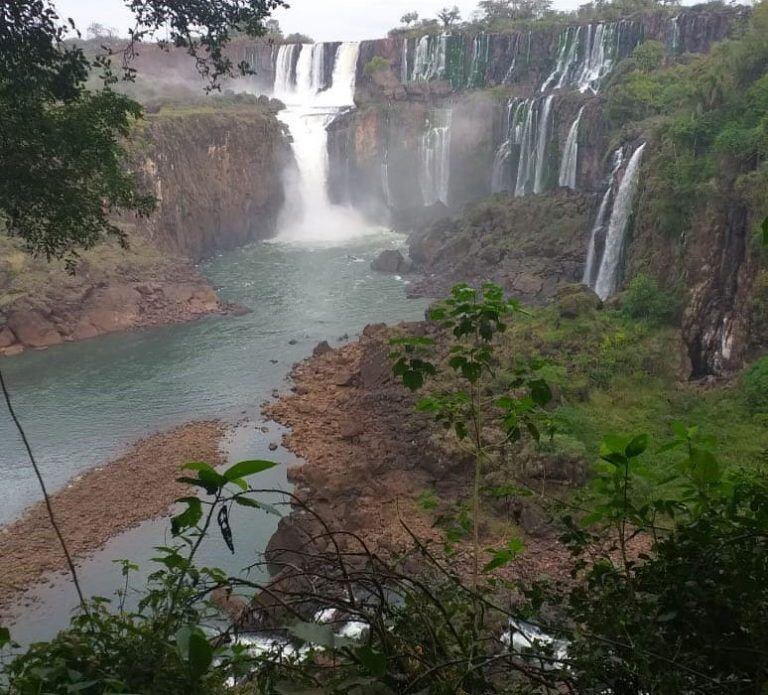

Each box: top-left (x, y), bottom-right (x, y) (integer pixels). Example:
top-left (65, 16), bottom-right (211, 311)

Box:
top-left (689, 447), bottom-right (722, 485)
top-left (224, 459), bottom-right (277, 481)
top-left (171, 497), bottom-right (203, 536)
top-left (217, 505), bottom-right (235, 554)
top-left (0, 626), bottom-right (10, 648)
top-left (234, 497), bottom-right (281, 516)
top-left (762, 216), bottom-right (768, 246)
top-left (625, 434), bottom-right (649, 458)
top-left (176, 626), bottom-right (213, 678)
top-left (355, 645), bottom-right (387, 677)
top-left (529, 379), bottom-right (553, 407)
top-left (402, 370), bottom-right (424, 391)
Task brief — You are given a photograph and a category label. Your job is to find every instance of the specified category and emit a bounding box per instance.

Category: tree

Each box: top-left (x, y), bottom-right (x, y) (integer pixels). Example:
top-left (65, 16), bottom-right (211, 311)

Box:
top-left (86, 22), bottom-right (117, 40)
top-left (477, 0), bottom-right (552, 21)
top-left (284, 32), bottom-right (314, 43)
top-left (401, 11), bottom-right (420, 26)
top-left (437, 5), bottom-right (462, 28)
top-left (0, 0), bottom-right (285, 264)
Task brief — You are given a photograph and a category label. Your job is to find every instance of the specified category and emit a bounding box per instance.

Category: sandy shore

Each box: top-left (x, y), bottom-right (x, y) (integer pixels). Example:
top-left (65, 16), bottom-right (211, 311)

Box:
top-left (0, 420), bottom-right (226, 613)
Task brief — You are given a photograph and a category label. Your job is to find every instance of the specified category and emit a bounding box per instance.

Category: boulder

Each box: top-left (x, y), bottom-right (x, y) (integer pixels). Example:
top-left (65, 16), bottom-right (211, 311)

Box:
top-left (555, 284), bottom-right (602, 319)
top-left (7, 310), bottom-right (62, 348)
top-left (82, 285), bottom-right (142, 333)
top-left (2, 345), bottom-right (24, 357)
top-left (312, 340), bottom-right (333, 358)
top-left (0, 327), bottom-right (16, 349)
top-left (371, 249), bottom-right (413, 274)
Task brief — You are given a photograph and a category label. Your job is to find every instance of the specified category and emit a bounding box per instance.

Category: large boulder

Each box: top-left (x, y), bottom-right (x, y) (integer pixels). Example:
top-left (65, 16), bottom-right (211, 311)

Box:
top-left (371, 249), bottom-right (413, 274)
top-left (7, 310), bottom-right (62, 348)
top-left (0, 327), bottom-right (16, 349)
top-left (81, 285), bottom-right (142, 333)
top-left (555, 283), bottom-right (602, 319)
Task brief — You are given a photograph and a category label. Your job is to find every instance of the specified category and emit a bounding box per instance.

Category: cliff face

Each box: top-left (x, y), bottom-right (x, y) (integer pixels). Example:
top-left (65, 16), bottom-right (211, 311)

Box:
top-left (131, 106), bottom-right (288, 261)
top-left (0, 105), bottom-right (289, 356)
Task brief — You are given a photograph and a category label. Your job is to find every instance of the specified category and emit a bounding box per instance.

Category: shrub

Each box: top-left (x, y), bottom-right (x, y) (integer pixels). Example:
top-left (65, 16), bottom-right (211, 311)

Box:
top-left (621, 274), bottom-right (679, 325)
top-left (743, 356), bottom-right (768, 413)
top-left (363, 56), bottom-right (390, 76)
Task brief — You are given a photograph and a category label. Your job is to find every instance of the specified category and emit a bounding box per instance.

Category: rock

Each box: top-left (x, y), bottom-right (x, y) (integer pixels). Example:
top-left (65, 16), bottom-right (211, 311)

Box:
top-left (555, 284), bottom-right (602, 319)
top-left (512, 273), bottom-right (544, 296)
top-left (0, 327), bottom-right (16, 349)
top-left (339, 418), bottom-right (365, 439)
top-left (288, 339), bottom-right (298, 345)
top-left (334, 371), bottom-right (355, 387)
top-left (312, 340), bottom-right (333, 358)
top-left (229, 303), bottom-right (252, 317)
top-left (268, 443), bottom-right (278, 452)
top-left (7, 310), bottom-right (62, 348)
top-left (371, 249), bottom-right (413, 274)
top-left (82, 285), bottom-right (142, 333)
top-left (1, 345), bottom-right (24, 357)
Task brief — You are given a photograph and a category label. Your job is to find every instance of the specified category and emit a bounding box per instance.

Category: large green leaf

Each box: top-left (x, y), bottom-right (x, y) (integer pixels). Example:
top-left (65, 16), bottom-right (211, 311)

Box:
top-left (224, 459), bottom-right (277, 481)
top-left (176, 626), bottom-right (213, 678)
top-left (171, 497), bottom-right (203, 536)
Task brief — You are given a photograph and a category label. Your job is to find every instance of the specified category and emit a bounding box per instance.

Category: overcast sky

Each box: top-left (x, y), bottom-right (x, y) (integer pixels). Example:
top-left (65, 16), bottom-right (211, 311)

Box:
top-left (55, 0), bottom-right (591, 42)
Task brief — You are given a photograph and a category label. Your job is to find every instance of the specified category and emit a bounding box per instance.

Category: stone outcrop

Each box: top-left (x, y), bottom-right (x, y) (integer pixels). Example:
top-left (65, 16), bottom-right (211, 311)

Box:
top-left (1, 104), bottom-right (289, 357)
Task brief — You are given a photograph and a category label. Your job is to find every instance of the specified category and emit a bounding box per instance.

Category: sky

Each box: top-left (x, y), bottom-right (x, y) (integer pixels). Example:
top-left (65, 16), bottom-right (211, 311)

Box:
top-left (55, 0), bottom-right (587, 43)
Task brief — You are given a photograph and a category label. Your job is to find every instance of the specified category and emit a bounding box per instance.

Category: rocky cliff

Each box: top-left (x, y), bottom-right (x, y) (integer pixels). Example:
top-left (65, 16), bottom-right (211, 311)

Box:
top-left (0, 105), bottom-right (288, 357)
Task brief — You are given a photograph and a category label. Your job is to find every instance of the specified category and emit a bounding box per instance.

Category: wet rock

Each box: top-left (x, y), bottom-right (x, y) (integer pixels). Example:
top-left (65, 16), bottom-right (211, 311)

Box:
top-left (268, 443), bottom-right (278, 452)
top-left (0, 327), bottom-right (16, 349)
top-left (7, 310), bottom-right (62, 348)
top-left (1, 345), bottom-right (24, 357)
top-left (313, 340), bottom-right (333, 358)
top-left (371, 249), bottom-right (413, 274)
top-left (288, 339), bottom-right (298, 345)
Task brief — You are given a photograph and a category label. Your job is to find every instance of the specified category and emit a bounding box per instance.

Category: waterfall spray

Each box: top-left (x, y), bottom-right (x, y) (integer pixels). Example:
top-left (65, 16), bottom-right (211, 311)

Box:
top-left (274, 42), bottom-right (369, 243)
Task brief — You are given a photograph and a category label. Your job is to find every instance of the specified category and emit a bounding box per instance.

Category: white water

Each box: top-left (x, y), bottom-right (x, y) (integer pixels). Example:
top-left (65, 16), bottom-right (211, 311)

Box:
top-left (510, 96), bottom-right (554, 197)
top-left (419, 109), bottom-right (452, 206)
top-left (541, 22), bottom-right (633, 94)
top-left (558, 105), bottom-right (584, 189)
top-left (533, 95), bottom-right (554, 194)
top-left (582, 148), bottom-right (622, 286)
top-left (593, 143), bottom-right (646, 299)
top-left (274, 42), bottom-right (369, 244)
top-left (412, 34), bottom-right (448, 82)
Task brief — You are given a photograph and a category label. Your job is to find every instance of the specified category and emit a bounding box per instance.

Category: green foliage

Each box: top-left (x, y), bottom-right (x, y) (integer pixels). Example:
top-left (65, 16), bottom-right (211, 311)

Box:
top-left (0, 0), bottom-right (284, 262)
top-left (3, 457), bottom-right (278, 694)
top-left (558, 430), bottom-right (768, 692)
top-left (743, 355), bottom-right (768, 413)
top-left (363, 56), bottom-right (391, 76)
top-left (620, 273), bottom-right (680, 324)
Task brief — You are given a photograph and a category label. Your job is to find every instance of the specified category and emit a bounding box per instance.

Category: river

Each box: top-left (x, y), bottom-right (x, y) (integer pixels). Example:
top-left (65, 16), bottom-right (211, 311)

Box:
top-left (0, 233), bottom-right (428, 643)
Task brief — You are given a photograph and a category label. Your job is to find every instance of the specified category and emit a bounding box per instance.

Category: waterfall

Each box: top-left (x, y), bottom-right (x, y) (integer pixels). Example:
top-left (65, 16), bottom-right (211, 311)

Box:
top-left (412, 34), bottom-right (448, 82)
top-left (533, 95), bottom-right (554, 194)
top-left (541, 22), bottom-right (637, 94)
top-left (583, 148), bottom-right (623, 286)
top-left (558, 105), bottom-right (584, 189)
top-left (511, 95), bottom-right (554, 197)
top-left (274, 44), bottom-right (300, 96)
top-left (467, 34), bottom-right (490, 88)
top-left (273, 42), bottom-right (367, 243)
top-left (491, 98), bottom-right (519, 193)
top-left (593, 143), bottom-right (646, 299)
top-left (419, 109), bottom-right (452, 206)
top-left (668, 15), bottom-right (682, 54)
top-left (401, 39), bottom-right (410, 82)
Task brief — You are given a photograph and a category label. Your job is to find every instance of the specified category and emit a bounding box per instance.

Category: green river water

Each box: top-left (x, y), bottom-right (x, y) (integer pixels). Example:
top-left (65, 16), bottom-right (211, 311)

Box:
top-left (0, 232), bottom-right (428, 643)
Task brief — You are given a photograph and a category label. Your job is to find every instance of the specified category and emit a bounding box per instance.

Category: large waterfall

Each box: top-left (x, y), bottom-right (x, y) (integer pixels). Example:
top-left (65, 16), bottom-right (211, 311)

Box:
top-left (491, 95), bottom-right (556, 197)
top-left (273, 42), bottom-right (367, 243)
top-left (558, 105), bottom-right (584, 189)
top-left (593, 143), bottom-right (647, 299)
top-left (419, 109), bottom-right (453, 206)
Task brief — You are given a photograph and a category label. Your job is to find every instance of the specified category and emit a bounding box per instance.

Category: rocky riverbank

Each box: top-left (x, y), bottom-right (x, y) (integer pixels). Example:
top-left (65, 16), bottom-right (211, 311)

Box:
top-left (263, 325), bottom-right (573, 593)
top-left (0, 421), bottom-right (226, 612)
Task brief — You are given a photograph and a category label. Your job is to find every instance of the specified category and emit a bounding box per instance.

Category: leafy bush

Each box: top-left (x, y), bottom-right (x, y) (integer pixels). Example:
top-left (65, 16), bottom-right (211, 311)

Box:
top-left (363, 56), bottom-right (391, 76)
top-left (621, 274), bottom-right (679, 325)
top-left (743, 356), bottom-right (768, 413)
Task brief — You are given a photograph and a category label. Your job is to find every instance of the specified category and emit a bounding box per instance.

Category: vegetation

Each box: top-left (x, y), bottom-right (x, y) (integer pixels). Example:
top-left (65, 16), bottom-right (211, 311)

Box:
top-left (743, 355), bottom-right (768, 413)
top-left (620, 273), bottom-right (680, 324)
top-left (605, 3), bottom-right (768, 237)
top-left (0, 0), bottom-right (285, 263)
top-left (363, 57), bottom-right (391, 77)
top-left (1, 282), bottom-right (766, 693)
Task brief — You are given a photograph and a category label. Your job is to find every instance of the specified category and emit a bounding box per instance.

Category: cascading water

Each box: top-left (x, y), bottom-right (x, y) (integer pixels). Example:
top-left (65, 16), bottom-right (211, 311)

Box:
top-left (506, 96), bottom-right (554, 197)
top-left (593, 143), bottom-right (647, 299)
top-left (558, 105), bottom-right (584, 189)
top-left (668, 15), bottom-right (682, 54)
top-left (533, 95), bottom-right (554, 194)
top-left (419, 109), bottom-right (452, 206)
top-left (412, 34), bottom-right (448, 82)
top-left (274, 42), bottom-right (367, 243)
top-left (541, 22), bottom-right (637, 94)
top-left (583, 147), bottom-right (624, 286)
